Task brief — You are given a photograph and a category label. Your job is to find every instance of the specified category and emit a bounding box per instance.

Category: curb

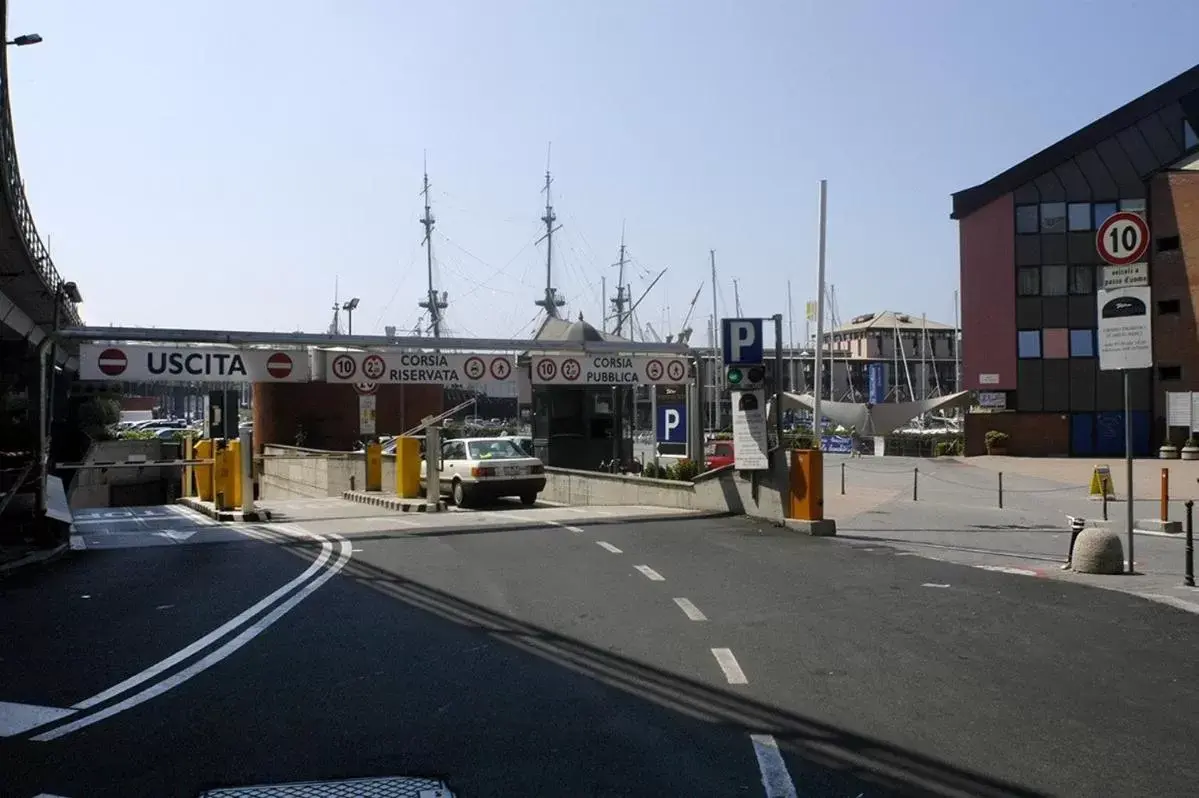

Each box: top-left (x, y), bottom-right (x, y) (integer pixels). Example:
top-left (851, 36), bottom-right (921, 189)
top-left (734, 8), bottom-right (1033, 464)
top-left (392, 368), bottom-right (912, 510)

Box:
top-left (0, 541), bottom-right (69, 578)
top-left (177, 497), bottom-right (272, 523)
top-left (342, 490), bottom-right (447, 513)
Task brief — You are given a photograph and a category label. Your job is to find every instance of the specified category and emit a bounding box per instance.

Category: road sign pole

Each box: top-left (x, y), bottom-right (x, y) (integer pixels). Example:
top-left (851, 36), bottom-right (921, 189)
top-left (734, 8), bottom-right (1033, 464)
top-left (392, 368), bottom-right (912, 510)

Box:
top-left (813, 179), bottom-right (828, 443)
top-left (773, 313), bottom-right (784, 454)
top-left (1126, 371), bottom-right (1135, 574)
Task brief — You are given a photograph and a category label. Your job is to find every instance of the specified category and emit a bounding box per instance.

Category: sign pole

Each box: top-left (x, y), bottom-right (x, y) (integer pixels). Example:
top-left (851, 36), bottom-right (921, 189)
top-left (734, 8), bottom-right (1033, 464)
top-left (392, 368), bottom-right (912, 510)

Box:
top-left (773, 313), bottom-right (784, 453)
top-left (813, 179), bottom-right (828, 443)
top-left (1125, 371), bottom-right (1135, 573)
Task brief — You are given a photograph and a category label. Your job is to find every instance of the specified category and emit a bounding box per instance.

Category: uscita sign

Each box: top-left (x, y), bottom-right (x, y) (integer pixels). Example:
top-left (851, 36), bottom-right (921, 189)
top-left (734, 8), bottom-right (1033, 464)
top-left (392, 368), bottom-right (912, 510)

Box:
top-left (79, 345), bottom-right (310, 383)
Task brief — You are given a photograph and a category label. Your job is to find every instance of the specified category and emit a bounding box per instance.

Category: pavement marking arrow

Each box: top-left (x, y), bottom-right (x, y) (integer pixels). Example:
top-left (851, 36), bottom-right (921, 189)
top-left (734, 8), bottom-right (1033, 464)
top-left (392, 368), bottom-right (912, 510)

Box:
top-left (153, 530), bottom-right (198, 543)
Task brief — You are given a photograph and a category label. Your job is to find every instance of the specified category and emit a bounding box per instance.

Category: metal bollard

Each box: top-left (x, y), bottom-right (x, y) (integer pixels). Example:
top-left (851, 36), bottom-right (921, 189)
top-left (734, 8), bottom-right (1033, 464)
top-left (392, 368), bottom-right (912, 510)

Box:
top-left (841, 462), bottom-right (845, 496)
top-left (1186, 500), bottom-right (1195, 588)
top-left (1102, 490), bottom-right (1108, 521)
top-left (998, 471), bottom-right (1004, 509)
top-left (1063, 515), bottom-right (1086, 570)
top-left (1161, 468), bottom-right (1170, 522)
top-left (913, 467), bottom-right (919, 501)
top-left (350, 474), bottom-right (356, 492)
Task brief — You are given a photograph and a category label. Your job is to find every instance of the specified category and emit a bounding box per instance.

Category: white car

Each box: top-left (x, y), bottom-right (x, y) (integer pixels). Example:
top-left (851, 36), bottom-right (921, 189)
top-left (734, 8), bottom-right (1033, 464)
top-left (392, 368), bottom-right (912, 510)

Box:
top-left (421, 437), bottom-right (546, 507)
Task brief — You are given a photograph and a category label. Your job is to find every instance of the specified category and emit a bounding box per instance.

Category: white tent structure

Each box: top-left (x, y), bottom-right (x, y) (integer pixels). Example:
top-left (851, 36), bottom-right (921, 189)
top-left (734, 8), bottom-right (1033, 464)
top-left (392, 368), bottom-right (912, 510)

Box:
top-left (770, 391), bottom-right (973, 452)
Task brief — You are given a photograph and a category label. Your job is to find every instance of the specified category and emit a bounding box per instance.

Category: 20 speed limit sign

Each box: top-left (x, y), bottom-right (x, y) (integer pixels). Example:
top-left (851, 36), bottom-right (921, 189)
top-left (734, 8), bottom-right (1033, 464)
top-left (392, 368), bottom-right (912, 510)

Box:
top-left (1096, 211), bottom-right (1149, 266)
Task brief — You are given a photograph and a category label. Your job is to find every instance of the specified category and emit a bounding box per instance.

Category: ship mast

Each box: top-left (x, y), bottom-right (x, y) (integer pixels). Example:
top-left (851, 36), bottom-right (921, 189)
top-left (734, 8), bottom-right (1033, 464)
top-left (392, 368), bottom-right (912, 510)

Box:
top-left (534, 144), bottom-right (565, 318)
top-left (418, 153), bottom-right (448, 336)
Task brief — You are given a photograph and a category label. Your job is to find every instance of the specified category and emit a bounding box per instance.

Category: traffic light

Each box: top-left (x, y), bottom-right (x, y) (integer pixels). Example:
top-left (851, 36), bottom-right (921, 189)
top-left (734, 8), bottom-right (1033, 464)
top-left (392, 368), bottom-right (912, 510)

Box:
top-left (726, 364), bottom-right (765, 391)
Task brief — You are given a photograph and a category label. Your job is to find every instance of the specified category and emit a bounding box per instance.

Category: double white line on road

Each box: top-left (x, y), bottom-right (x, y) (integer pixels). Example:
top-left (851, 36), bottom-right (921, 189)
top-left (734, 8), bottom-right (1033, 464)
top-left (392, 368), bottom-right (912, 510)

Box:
top-left (19, 524), bottom-right (351, 742)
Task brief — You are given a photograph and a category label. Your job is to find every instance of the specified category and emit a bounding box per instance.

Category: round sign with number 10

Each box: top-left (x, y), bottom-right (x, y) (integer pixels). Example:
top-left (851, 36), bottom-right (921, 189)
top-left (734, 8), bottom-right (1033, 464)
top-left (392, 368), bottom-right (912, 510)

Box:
top-left (1096, 211), bottom-right (1149, 266)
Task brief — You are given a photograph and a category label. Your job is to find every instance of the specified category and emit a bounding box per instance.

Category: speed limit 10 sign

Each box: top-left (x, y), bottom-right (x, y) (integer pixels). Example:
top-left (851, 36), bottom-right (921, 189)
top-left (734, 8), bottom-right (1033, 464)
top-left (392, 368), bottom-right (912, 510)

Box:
top-left (1096, 211), bottom-right (1150, 266)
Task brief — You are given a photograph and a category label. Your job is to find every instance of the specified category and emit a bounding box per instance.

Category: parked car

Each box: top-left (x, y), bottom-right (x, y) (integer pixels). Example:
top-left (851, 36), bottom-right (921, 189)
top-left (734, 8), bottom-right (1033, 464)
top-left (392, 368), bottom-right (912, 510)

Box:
top-left (422, 436), bottom-right (545, 507)
top-left (705, 439), bottom-right (735, 471)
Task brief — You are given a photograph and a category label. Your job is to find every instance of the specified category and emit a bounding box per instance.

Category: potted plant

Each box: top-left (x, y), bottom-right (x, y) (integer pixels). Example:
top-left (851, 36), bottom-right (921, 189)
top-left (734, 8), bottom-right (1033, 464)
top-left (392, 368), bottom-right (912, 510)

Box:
top-left (1160, 437), bottom-right (1180, 459)
top-left (984, 430), bottom-right (1009, 455)
top-left (1182, 438), bottom-right (1199, 461)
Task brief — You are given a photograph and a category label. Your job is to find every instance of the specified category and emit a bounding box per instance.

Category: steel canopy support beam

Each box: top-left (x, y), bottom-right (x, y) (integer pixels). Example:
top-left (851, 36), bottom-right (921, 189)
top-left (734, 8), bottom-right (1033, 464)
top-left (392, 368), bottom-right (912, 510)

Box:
top-left (53, 325), bottom-right (692, 355)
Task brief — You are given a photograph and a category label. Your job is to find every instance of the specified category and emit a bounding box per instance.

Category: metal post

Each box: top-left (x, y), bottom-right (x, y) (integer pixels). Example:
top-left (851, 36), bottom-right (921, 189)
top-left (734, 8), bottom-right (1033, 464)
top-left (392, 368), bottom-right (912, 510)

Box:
top-left (1103, 489), bottom-right (1109, 521)
top-left (1161, 467), bottom-right (1169, 521)
top-left (813, 179), bottom-right (828, 444)
top-left (773, 313), bottom-right (784, 453)
top-left (913, 467), bottom-right (918, 501)
top-left (1185, 500), bottom-right (1194, 587)
top-left (840, 461), bottom-right (845, 495)
top-left (425, 424), bottom-right (441, 510)
top-left (239, 427), bottom-right (254, 516)
top-left (1064, 516), bottom-right (1085, 569)
top-left (998, 471), bottom-right (1004, 509)
top-left (1124, 372), bottom-right (1135, 574)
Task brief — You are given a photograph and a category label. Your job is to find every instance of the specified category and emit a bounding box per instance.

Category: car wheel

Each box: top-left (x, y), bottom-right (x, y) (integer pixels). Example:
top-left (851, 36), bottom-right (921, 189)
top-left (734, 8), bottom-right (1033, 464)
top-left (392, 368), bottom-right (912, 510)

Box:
top-left (519, 492), bottom-right (537, 506)
top-left (452, 480), bottom-right (468, 507)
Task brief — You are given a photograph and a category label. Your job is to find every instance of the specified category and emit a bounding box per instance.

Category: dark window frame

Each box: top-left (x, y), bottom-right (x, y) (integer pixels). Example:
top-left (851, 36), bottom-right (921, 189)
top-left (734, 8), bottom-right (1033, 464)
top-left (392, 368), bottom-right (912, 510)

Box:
top-left (1068, 264), bottom-right (1093, 295)
top-left (1018, 266), bottom-right (1041, 296)
top-left (1015, 204), bottom-right (1039, 234)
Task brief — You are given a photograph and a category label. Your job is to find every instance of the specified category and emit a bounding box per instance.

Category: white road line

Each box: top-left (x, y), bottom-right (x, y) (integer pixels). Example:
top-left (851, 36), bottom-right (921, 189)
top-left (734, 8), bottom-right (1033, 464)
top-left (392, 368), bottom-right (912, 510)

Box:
top-left (69, 534), bottom-right (86, 551)
top-left (922, 583), bottom-right (951, 589)
top-left (563, 525), bottom-right (584, 534)
top-left (975, 565), bottom-right (1040, 577)
top-left (35, 538), bottom-right (353, 742)
top-left (711, 648), bottom-right (748, 685)
top-left (596, 541), bottom-right (622, 553)
top-left (750, 734), bottom-right (798, 798)
top-left (672, 597), bottom-right (707, 621)
top-left (166, 504), bottom-right (221, 526)
top-left (634, 565), bottom-right (664, 581)
top-left (69, 536), bottom-right (334, 711)
top-left (0, 701), bottom-right (76, 737)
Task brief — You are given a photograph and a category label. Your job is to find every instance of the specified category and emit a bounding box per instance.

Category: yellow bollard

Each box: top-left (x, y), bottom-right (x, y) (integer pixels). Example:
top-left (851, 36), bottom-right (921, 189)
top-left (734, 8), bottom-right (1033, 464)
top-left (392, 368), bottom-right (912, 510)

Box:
top-left (365, 442), bottom-right (383, 492)
top-left (194, 439), bottom-right (214, 502)
top-left (789, 449), bottom-right (824, 521)
top-left (395, 436), bottom-right (422, 498)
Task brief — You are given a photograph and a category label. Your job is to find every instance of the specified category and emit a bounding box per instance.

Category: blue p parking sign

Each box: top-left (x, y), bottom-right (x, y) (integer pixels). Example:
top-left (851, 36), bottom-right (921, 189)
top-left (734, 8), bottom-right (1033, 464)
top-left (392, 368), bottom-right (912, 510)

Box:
top-left (656, 404), bottom-right (687, 443)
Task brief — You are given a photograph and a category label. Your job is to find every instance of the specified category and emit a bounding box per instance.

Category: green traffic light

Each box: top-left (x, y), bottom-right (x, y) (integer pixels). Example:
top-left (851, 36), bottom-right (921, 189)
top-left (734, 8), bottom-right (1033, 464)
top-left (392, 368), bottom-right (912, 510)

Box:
top-left (727, 367), bottom-right (743, 385)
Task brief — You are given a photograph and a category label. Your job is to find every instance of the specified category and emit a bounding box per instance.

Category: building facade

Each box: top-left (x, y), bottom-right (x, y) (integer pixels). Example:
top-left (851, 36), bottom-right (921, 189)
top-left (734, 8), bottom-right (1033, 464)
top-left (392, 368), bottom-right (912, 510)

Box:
top-left (953, 64), bottom-right (1199, 456)
top-left (824, 310), bottom-right (960, 403)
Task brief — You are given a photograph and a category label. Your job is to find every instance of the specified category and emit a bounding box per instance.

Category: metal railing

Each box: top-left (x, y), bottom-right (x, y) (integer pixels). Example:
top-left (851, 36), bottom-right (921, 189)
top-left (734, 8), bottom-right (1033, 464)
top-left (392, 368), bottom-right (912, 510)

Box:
top-left (0, 42), bottom-right (81, 327)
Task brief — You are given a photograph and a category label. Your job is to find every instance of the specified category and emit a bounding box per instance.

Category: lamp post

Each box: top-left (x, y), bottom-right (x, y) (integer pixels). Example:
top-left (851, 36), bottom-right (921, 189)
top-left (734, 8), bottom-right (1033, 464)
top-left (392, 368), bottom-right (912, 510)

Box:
top-left (342, 297), bottom-right (360, 335)
top-left (7, 33), bottom-right (43, 47)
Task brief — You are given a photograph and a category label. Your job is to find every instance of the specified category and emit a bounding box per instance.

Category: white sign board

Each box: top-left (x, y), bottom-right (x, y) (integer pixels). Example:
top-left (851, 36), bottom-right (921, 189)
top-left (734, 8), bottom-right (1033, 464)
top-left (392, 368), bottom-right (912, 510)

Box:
top-left (358, 394), bottom-right (377, 435)
top-left (324, 351), bottom-right (514, 385)
top-left (978, 373), bottom-right (1000, 385)
top-left (1165, 391), bottom-right (1199, 432)
top-left (731, 389), bottom-right (769, 470)
top-left (80, 345), bottom-right (310, 383)
top-left (530, 355), bottom-right (689, 385)
top-left (977, 391), bottom-right (1007, 409)
top-left (1097, 286), bottom-right (1153, 371)
top-left (1102, 262), bottom-right (1149, 290)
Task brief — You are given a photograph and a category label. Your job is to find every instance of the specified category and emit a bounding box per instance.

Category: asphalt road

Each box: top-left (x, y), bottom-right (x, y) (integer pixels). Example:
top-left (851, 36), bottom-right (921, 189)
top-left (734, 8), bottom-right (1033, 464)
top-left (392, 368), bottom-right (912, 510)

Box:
top-left (4, 500), bottom-right (1199, 797)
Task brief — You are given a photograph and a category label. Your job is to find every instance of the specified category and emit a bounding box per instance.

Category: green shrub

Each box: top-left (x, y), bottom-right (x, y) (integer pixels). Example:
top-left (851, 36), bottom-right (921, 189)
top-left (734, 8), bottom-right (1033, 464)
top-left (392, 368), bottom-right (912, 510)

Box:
top-left (642, 461), bottom-right (662, 479)
top-left (984, 430), bottom-right (1009, 449)
top-left (673, 458), bottom-right (700, 482)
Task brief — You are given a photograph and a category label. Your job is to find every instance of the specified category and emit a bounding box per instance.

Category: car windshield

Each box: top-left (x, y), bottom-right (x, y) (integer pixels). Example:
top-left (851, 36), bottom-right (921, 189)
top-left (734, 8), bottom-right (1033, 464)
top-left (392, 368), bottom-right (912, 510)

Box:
top-left (468, 439), bottom-right (526, 460)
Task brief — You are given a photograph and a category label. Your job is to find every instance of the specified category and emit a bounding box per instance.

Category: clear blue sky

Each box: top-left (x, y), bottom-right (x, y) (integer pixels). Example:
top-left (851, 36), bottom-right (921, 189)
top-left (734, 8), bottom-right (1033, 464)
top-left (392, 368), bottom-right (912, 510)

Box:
top-left (9, 0), bottom-right (1199, 344)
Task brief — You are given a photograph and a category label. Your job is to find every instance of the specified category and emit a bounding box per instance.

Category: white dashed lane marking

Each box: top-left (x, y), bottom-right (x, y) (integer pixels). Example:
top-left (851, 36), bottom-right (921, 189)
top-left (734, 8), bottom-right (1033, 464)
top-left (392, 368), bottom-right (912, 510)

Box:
top-left (711, 648), bottom-right (748, 684)
top-left (634, 565), bottom-right (665, 581)
top-left (672, 597), bottom-right (707, 621)
top-left (750, 734), bottom-right (798, 798)
top-left (596, 541), bottom-right (622, 554)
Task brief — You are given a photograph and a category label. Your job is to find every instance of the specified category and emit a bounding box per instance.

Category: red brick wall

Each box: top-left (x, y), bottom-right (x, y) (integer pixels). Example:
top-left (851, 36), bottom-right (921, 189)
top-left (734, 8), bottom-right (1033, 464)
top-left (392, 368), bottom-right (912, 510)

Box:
top-left (252, 383), bottom-right (442, 451)
top-left (1149, 170), bottom-right (1199, 434)
top-left (964, 411), bottom-right (1070, 457)
top-left (959, 193), bottom-right (1017, 390)
top-left (120, 396), bottom-right (158, 412)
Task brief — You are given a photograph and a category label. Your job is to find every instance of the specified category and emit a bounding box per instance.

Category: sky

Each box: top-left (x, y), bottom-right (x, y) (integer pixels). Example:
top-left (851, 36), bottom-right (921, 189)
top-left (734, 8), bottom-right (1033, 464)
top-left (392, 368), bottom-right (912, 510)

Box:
top-left (8, 0), bottom-right (1199, 347)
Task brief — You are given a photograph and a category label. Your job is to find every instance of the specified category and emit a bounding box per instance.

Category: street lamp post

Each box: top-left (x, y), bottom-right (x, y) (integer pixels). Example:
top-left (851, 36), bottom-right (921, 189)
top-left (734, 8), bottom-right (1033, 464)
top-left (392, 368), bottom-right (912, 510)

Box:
top-left (7, 33), bottom-right (43, 47)
top-left (342, 297), bottom-right (360, 335)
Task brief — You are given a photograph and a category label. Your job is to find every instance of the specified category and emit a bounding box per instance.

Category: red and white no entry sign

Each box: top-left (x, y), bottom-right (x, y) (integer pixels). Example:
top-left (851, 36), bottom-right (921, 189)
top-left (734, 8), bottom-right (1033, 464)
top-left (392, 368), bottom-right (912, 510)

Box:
top-left (1096, 211), bottom-right (1150, 266)
top-left (266, 352), bottom-right (293, 379)
top-left (97, 347), bottom-right (127, 377)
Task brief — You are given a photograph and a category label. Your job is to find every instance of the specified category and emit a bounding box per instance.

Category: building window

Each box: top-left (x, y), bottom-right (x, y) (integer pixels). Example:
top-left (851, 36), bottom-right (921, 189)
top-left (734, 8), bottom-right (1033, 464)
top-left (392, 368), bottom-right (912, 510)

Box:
top-left (1067, 202), bottom-right (1091, 231)
top-left (1093, 201), bottom-right (1118, 228)
top-left (1069, 329), bottom-right (1095, 357)
top-left (1040, 202), bottom-right (1067, 233)
top-left (1158, 235), bottom-right (1181, 252)
top-left (1158, 365), bottom-right (1182, 381)
top-left (1016, 204), bottom-right (1039, 234)
top-left (1018, 330), bottom-right (1041, 359)
top-left (1158, 299), bottom-right (1181, 314)
top-left (1018, 266), bottom-right (1040, 296)
top-left (1069, 264), bottom-right (1093, 294)
top-left (1043, 328), bottom-right (1069, 359)
top-left (1186, 120), bottom-right (1198, 150)
top-left (1042, 264), bottom-right (1068, 295)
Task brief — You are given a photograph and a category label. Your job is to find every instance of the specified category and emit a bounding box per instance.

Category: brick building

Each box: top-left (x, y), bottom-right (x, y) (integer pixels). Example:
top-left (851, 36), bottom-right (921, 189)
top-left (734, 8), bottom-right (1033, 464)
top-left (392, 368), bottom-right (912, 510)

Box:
top-left (952, 64), bottom-right (1199, 456)
top-left (253, 382), bottom-right (442, 452)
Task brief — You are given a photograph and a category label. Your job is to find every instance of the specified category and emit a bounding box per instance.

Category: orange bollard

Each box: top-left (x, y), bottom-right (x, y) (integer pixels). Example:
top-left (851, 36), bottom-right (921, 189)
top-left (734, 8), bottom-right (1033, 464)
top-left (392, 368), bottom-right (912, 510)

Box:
top-left (1161, 467), bottom-right (1170, 521)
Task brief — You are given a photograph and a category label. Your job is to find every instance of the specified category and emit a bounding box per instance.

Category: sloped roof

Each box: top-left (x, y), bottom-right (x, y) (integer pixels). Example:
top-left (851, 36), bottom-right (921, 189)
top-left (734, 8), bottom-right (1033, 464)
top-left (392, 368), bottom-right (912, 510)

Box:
top-left (951, 64), bottom-right (1199, 220)
top-left (831, 310), bottom-right (954, 333)
top-left (532, 314), bottom-right (627, 344)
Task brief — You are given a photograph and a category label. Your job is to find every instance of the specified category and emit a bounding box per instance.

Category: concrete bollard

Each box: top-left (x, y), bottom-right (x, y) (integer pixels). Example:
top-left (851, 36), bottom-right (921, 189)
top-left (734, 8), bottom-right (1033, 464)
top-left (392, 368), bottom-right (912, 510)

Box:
top-left (1069, 527), bottom-right (1126, 574)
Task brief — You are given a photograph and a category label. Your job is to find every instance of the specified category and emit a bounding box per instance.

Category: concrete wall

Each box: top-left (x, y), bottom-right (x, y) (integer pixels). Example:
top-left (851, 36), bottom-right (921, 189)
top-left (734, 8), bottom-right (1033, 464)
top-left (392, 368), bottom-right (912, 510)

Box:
top-left (259, 444), bottom-right (368, 499)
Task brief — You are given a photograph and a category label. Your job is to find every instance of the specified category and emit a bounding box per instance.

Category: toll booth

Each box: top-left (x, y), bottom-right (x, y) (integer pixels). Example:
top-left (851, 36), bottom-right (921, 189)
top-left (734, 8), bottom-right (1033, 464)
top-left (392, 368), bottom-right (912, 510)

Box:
top-left (525, 318), bottom-right (635, 470)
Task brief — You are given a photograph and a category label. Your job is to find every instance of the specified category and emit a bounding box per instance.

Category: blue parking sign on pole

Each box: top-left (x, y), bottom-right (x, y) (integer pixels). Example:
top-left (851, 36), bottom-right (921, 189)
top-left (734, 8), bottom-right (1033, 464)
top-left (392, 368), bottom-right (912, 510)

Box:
top-left (656, 404), bottom-right (687, 443)
top-left (721, 318), bottom-right (763, 365)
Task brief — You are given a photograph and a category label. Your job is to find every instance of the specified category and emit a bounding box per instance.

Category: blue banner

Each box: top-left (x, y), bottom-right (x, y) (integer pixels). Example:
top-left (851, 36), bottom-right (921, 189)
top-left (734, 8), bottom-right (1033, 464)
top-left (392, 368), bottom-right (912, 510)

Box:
top-left (821, 435), bottom-right (853, 454)
top-left (867, 362), bottom-right (886, 405)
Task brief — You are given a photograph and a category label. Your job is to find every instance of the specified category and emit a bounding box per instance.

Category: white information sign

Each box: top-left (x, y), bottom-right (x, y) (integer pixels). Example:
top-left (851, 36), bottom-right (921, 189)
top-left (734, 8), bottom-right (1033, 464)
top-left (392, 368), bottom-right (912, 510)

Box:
top-left (324, 351), bottom-right (514, 385)
top-left (358, 394), bottom-right (377, 435)
top-left (1097, 286), bottom-right (1153, 371)
top-left (1165, 391), bottom-right (1199, 432)
top-left (530, 354), bottom-right (689, 385)
top-left (731, 389), bottom-right (769, 470)
top-left (977, 391), bottom-right (1007, 409)
top-left (79, 344), bottom-right (310, 383)
top-left (1101, 262), bottom-right (1149, 290)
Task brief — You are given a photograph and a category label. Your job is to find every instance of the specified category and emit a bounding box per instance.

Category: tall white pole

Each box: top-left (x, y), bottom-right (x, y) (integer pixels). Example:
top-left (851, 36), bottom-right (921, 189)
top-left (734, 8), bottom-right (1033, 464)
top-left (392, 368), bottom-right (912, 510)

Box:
top-left (710, 250), bottom-right (719, 429)
top-left (953, 289), bottom-right (961, 392)
top-left (813, 180), bottom-right (828, 442)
